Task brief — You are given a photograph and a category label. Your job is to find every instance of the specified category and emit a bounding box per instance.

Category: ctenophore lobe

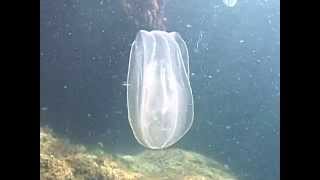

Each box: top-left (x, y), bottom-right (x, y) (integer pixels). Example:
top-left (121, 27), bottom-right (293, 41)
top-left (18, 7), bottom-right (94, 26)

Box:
top-left (127, 30), bottom-right (194, 149)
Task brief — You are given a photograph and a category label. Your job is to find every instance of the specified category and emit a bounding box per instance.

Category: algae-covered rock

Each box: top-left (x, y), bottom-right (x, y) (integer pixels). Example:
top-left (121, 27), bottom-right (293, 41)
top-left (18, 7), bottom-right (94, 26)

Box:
top-left (64, 153), bottom-right (142, 180)
top-left (118, 149), bottom-right (237, 180)
top-left (40, 127), bottom-right (142, 180)
top-left (40, 127), bottom-right (86, 158)
top-left (40, 127), bottom-right (237, 180)
top-left (40, 153), bottom-right (73, 180)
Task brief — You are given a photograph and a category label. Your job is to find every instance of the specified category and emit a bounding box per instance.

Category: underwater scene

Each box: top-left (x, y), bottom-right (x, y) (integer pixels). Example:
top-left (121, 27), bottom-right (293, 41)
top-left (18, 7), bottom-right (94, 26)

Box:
top-left (40, 0), bottom-right (279, 180)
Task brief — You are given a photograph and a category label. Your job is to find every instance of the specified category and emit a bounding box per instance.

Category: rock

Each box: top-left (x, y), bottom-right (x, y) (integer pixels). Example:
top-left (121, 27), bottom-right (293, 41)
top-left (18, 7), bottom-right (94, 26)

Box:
top-left (40, 127), bottom-right (237, 180)
top-left (40, 153), bottom-right (73, 180)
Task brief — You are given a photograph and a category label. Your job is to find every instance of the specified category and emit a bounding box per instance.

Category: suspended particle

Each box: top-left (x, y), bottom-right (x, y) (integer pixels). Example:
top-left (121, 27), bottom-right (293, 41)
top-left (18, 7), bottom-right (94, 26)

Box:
top-left (41, 107), bottom-right (48, 111)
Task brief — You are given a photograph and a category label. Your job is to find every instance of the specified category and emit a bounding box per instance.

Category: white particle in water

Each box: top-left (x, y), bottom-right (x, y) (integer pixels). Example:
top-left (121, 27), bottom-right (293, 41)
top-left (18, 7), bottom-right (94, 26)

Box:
top-left (191, 72), bottom-right (195, 76)
top-left (186, 24), bottom-right (192, 28)
top-left (68, 32), bottom-right (72, 36)
top-left (115, 110), bottom-right (122, 114)
top-left (240, 40), bottom-right (245, 43)
top-left (121, 81), bottom-right (131, 87)
top-left (41, 107), bottom-right (48, 111)
top-left (63, 85), bottom-right (68, 89)
top-left (256, 59), bottom-right (261, 63)
top-left (237, 77), bottom-right (241, 81)
top-left (216, 69), bottom-right (220, 73)
top-left (208, 75), bottom-right (213, 79)
top-left (226, 125), bottom-right (231, 129)
top-left (100, 0), bottom-right (103, 5)
top-left (87, 113), bottom-right (91, 117)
